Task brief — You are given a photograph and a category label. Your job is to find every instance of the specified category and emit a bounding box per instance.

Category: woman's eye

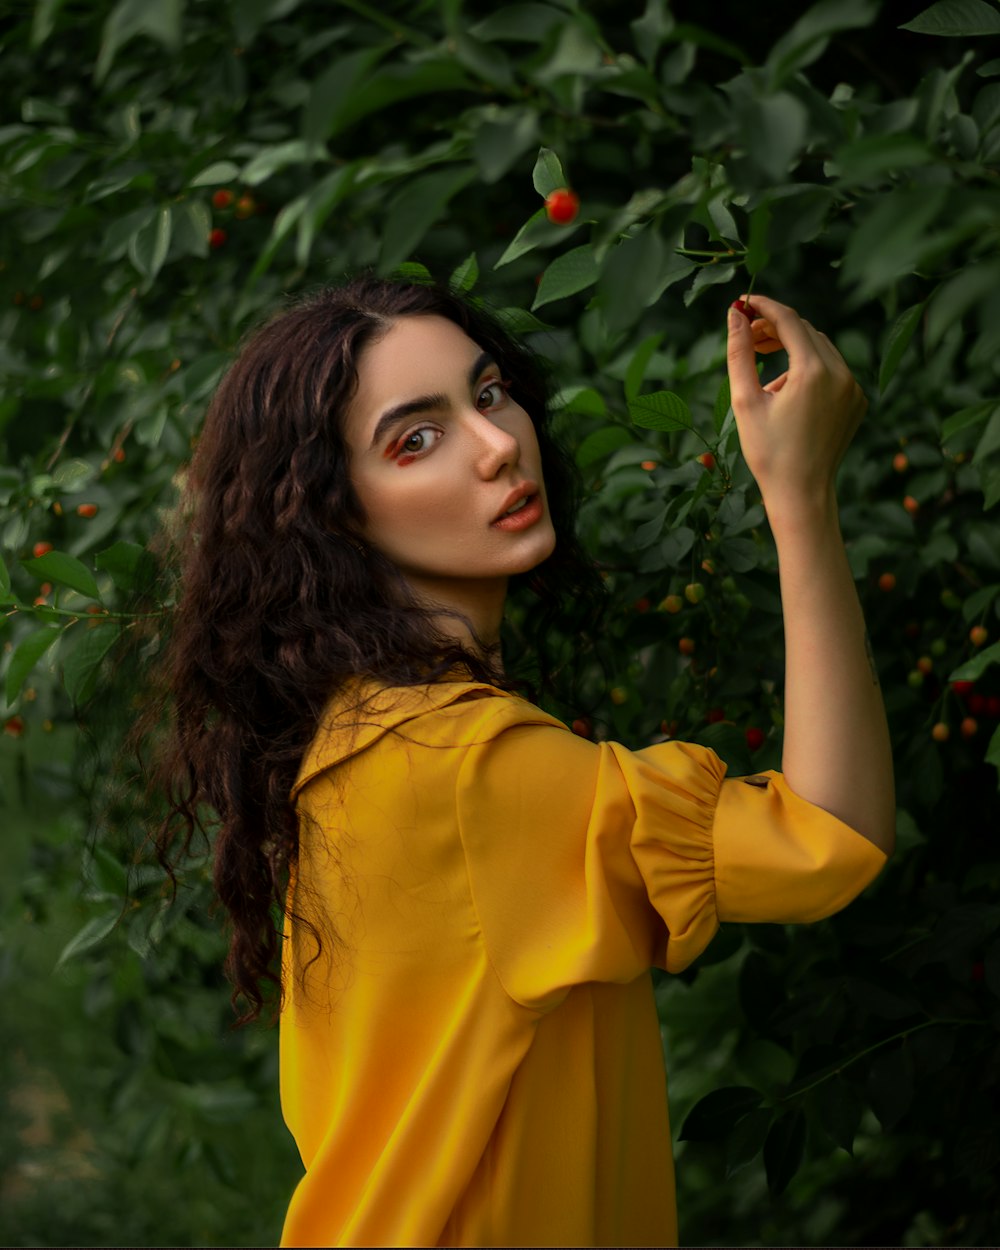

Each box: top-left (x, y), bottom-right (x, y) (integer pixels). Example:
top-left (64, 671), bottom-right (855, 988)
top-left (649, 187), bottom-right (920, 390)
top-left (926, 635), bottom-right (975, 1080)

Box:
top-left (398, 427), bottom-right (436, 456)
top-left (477, 380), bottom-right (509, 411)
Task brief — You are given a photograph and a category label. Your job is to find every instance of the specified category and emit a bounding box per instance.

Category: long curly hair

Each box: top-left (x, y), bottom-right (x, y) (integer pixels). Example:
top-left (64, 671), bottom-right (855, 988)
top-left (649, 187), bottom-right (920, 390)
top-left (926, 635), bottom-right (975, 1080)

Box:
top-left (150, 274), bottom-right (607, 1022)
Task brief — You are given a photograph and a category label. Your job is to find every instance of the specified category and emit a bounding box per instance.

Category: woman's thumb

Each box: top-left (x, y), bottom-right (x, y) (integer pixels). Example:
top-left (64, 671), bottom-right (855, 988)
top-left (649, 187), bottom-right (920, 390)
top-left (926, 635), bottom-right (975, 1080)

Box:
top-left (726, 304), bottom-right (759, 409)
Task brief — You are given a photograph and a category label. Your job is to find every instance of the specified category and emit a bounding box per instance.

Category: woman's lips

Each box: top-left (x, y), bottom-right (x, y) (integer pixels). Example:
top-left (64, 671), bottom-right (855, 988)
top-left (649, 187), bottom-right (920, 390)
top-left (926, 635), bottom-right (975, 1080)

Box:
top-left (490, 493), bottom-right (543, 531)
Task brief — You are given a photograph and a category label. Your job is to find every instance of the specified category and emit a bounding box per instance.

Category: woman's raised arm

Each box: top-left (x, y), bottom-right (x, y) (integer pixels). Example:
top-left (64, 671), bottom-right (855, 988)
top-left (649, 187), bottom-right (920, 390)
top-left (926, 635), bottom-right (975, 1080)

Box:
top-left (726, 294), bottom-right (895, 855)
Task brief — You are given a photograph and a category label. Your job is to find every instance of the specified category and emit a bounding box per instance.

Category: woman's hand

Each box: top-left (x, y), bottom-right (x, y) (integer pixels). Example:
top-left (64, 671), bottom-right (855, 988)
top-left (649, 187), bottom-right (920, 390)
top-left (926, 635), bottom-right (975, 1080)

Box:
top-left (726, 293), bottom-right (867, 520)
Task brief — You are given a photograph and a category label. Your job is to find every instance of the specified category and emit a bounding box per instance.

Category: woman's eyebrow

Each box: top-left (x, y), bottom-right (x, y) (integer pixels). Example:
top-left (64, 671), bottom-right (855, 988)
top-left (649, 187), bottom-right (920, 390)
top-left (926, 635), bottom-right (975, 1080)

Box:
top-left (367, 351), bottom-right (497, 449)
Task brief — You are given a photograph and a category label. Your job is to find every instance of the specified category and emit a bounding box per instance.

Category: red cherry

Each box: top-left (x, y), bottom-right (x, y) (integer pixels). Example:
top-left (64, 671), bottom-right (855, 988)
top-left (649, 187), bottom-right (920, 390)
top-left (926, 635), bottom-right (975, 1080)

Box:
top-left (731, 299), bottom-right (759, 321)
top-left (968, 694), bottom-right (987, 715)
top-left (903, 495), bottom-right (920, 515)
top-left (892, 452), bottom-right (909, 473)
top-left (706, 707), bottom-right (726, 724)
top-left (951, 680), bottom-right (975, 696)
top-left (208, 227), bottom-right (228, 249)
top-left (544, 188), bottom-right (580, 226)
top-left (697, 452), bottom-right (716, 470)
top-left (960, 717), bottom-right (978, 739)
top-left (987, 696), bottom-right (1000, 717)
top-left (745, 726), bottom-right (765, 751)
top-left (571, 717), bottom-right (592, 739)
top-left (634, 597), bottom-right (651, 613)
top-left (678, 637), bottom-right (696, 656)
top-left (32, 541), bottom-right (53, 558)
top-left (211, 188), bottom-right (234, 210)
top-left (3, 716), bottom-right (25, 737)
top-left (970, 625), bottom-right (989, 647)
top-left (878, 572), bottom-right (896, 592)
top-left (76, 503), bottom-right (98, 518)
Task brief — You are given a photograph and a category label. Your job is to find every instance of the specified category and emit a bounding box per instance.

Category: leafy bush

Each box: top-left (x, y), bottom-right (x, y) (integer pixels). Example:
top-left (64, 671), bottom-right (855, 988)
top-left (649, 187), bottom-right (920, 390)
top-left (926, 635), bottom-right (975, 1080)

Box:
top-left (2, 1), bottom-right (999, 1244)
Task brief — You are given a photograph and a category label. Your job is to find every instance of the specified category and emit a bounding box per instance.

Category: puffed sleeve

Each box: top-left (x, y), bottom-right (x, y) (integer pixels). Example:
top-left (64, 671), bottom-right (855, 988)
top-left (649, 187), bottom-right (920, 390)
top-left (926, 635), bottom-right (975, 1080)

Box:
top-left (456, 703), bottom-right (886, 1013)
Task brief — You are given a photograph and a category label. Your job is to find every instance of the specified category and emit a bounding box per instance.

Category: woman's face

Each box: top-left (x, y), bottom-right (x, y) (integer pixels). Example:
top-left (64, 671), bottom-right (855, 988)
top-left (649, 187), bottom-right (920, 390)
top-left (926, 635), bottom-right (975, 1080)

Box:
top-left (344, 315), bottom-right (557, 630)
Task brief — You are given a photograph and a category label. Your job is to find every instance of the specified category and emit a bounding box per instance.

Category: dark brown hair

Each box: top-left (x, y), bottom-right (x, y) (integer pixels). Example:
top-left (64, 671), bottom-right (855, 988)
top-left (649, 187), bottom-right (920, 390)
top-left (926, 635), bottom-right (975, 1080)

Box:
top-left (150, 274), bottom-right (606, 1022)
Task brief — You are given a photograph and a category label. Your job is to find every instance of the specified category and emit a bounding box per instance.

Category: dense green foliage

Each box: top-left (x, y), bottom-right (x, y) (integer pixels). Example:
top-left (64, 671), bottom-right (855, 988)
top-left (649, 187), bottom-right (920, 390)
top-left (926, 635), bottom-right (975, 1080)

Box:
top-left (3, 0), bottom-right (1000, 1244)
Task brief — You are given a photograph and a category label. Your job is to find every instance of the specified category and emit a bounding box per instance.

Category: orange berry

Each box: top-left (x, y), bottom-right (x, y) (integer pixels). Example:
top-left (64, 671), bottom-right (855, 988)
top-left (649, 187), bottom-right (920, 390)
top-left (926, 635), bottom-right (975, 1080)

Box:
top-left (28, 294), bottom-right (44, 311)
top-left (684, 582), bottom-right (706, 604)
top-left (892, 452), bottom-right (909, 473)
top-left (610, 686), bottom-right (628, 705)
top-left (960, 717), bottom-right (978, 739)
top-left (902, 495), bottom-right (919, 515)
top-left (544, 188), bottom-right (580, 225)
top-left (678, 637), bottom-right (696, 656)
top-left (931, 722), bottom-right (950, 742)
top-left (659, 595), bottom-right (683, 614)
top-left (916, 656), bottom-right (933, 675)
top-left (208, 227), bottom-right (227, 249)
top-left (878, 572), bottom-right (896, 592)
top-left (76, 503), bottom-right (98, 518)
top-left (32, 541), bottom-right (52, 559)
top-left (113, 447), bottom-right (126, 463)
top-left (970, 625), bottom-right (989, 647)
top-left (234, 194), bottom-right (256, 219)
top-left (701, 558), bottom-right (715, 576)
top-left (634, 597), bottom-right (651, 613)
top-left (571, 717), bottom-right (592, 738)
top-left (697, 452), bottom-right (716, 470)
top-left (211, 188), bottom-right (234, 210)
top-left (640, 460), bottom-right (657, 471)
top-left (3, 716), bottom-right (25, 737)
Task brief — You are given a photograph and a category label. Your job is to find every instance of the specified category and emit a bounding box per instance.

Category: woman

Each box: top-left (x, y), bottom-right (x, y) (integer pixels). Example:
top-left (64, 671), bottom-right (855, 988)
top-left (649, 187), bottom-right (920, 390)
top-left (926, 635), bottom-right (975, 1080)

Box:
top-left (156, 275), bottom-right (894, 1247)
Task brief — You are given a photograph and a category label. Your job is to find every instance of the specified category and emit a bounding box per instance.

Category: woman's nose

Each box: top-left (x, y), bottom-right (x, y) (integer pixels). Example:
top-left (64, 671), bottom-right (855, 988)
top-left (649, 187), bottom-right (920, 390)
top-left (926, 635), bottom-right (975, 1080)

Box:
top-left (470, 411), bottom-right (520, 478)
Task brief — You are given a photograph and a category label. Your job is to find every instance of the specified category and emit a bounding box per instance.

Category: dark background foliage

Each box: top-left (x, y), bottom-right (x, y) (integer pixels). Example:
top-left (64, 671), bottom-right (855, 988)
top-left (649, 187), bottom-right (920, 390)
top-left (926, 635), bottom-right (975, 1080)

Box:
top-left (2, 0), bottom-right (1000, 1244)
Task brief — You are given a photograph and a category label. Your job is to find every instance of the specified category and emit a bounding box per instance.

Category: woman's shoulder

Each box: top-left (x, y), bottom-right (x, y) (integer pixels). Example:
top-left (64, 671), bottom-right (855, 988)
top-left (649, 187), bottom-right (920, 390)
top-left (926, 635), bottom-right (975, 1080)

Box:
top-left (292, 677), bottom-right (566, 799)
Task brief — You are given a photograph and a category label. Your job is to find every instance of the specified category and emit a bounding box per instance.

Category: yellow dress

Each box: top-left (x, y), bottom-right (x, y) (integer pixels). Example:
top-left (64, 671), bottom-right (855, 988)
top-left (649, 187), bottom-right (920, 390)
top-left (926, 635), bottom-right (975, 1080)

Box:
top-left (279, 680), bottom-right (886, 1248)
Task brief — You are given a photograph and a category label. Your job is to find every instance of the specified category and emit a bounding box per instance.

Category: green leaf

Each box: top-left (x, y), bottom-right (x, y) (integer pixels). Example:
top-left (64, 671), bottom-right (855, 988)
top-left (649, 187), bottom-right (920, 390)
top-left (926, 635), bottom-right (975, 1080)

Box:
top-left (625, 333), bottom-right (665, 402)
top-left (51, 458), bottom-right (96, 492)
top-left (600, 226), bottom-right (668, 333)
top-left (5, 626), bottom-right (61, 706)
top-left (973, 407), bottom-right (1000, 466)
top-left (745, 202), bottom-right (771, 276)
top-left (95, 541), bottom-right (155, 593)
top-left (241, 140), bottom-right (326, 187)
top-left (471, 4), bottom-right (564, 42)
top-left (879, 301), bottom-right (925, 393)
top-left (531, 147), bottom-right (567, 198)
top-left (927, 261), bottom-right (1000, 348)
top-left (128, 206), bottom-right (172, 280)
top-left (942, 401), bottom-right (994, 444)
top-left (172, 200), bottom-right (211, 260)
top-left (55, 909), bottom-right (121, 969)
top-left (811, 1076), bottom-right (865, 1155)
top-left (745, 92), bottom-right (809, 181)
top-left (532, 245), bottom-right (599, 310)
top-left (302, 47), bottom-right (391, 143)
top-left (900, 0), bottom-right (1000, 36)
top-left (0, 559), bottom-right (10, 600)
top-left (22, 551), bottom-right (100, 599)
top-left (378, 165), bottom-right (475, 274)
top-left (495, 207), bottom-right (573, 267)
top-left (713, 377), bottom-right (732, 432)
top-left (62, 623), bottom-right (122, 706)
top-left (576, 426), bottom-right (633, 469)
top-left (95, 0), bottom-right (182, 83)
top-left (628, 391), bottom-right (692, 431)
top-left (834, 133), bottom-right (934, 183)
top-left (679, 1085), bottom-right (763, 1141)
top-left (31, 0), bottom-right (65, 47)
top-left (189, 161), bottom-right (240, 187)
top-left (763, 1110), bottom-right (806, 1196)
top-left (449, 252), bottom-right (479, 293)
top-left (986, 723), bottom-right (1000, 778)
top-left (949, 640), bottom-right (1000, 682)
top-left (725, 1107), bottom-right (773, 1178)
top-left (471, 109), bottom-right (539, 184)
